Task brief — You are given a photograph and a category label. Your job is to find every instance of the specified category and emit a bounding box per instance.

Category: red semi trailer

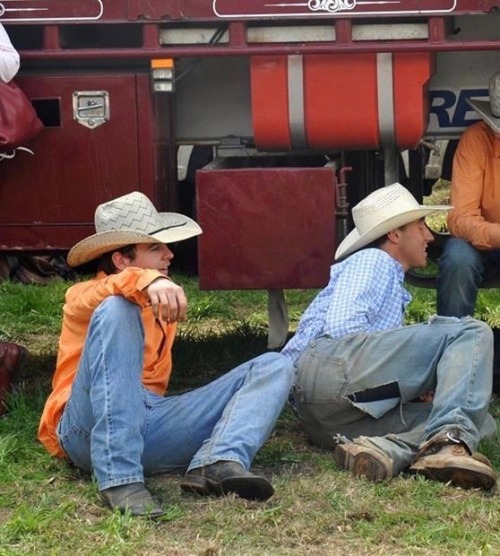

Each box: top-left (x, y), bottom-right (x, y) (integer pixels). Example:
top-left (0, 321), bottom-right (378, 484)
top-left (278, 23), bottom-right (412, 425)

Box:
top-left (1, 1), bottom-right (499, 296)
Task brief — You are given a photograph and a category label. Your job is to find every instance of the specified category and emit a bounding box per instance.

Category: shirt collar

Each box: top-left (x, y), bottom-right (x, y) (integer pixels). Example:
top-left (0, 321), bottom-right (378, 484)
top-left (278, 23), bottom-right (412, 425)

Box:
top-left (378, 249), bottom-right (406, 280)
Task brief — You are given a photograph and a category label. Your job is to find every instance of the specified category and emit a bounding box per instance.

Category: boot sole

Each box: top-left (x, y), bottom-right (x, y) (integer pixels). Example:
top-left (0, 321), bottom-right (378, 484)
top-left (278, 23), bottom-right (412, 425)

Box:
top-left (335, 444), bottom-right (392, 482)
top-left (180, 475), bottom-right (212, 496)
top-left (220, 476), bottom-right (275, 501)
top-left (181, 474), bottom-right (274, 501)
top-left (410, 461), bottom-right (497, 490)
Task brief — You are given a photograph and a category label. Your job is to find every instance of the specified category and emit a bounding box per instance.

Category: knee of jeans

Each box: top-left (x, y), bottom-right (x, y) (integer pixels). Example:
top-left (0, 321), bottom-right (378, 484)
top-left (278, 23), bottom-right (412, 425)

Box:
top-left (469, 318), bottom-right (494, 346)
top-left (98, 295), bottom-right (139, 313)
top-left (441, 239), bottom-right (483, 274)
top-left (457, 316), bottom-right (492, 333)
top-left (94, 295), bottom-right (141, 323)
top-left (428, 314), bottom-right (461, 325)
top-left (262, 352), bottom-right (294, 373)
top-left (429, 315), bottom-right (493, 346)
top-left (255, 351), bottom-right (287, 366)
top-left (58, 424), bottom-right (92, 472)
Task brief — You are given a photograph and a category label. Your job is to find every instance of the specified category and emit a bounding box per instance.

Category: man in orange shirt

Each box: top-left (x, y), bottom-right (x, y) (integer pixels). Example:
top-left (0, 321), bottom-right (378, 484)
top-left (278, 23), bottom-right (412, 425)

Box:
top-left (38, 191), bottom-right (294, 517)
top-left (437, 71), bottom-right (500, 317)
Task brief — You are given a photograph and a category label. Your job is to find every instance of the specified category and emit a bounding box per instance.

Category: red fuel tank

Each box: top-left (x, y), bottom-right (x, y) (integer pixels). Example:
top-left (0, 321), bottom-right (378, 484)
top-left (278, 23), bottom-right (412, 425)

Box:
top-left (251, 52), bottom-right (434, 150)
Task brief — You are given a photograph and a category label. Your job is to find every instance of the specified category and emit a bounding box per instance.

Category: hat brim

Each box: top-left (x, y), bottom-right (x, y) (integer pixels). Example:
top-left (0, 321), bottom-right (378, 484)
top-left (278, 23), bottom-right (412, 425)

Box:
top-left (335, 205), bottom-right (450, 260)
top-left (67, 213), bottom-right (202, 267)
top-left (467, 99), bottom-right (500, 134)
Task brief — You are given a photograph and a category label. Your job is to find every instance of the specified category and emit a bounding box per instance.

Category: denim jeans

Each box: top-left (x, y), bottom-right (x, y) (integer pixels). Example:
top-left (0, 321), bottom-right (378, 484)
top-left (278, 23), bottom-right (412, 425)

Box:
top-left (293, 316), bottom-right (495, 473)
top-left (57, 296), bottom-right (295, 491)
top-left (437, 237), bottom-right (500, 317)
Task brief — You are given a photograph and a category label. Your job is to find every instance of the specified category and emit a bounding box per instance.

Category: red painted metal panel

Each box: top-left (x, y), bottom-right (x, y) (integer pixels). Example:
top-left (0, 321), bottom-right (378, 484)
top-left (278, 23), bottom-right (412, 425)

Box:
top-left (197, 167), bottom-right (336, 290)
top-left (0, 0), bottom-right (104, 22)
top-left (14, 39), bottom-right (500, 63)
top-left (0, 73), bottom-right (157, 251)
top-left (126, 0), bottom-right (184, 21)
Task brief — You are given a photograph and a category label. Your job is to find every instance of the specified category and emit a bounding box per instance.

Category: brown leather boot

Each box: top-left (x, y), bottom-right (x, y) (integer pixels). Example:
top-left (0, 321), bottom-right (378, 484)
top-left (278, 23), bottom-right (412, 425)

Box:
top-left (0, 342), bottom-right (28, 415)
top-left (409, 437), bottom-right (497, 490)
top-left (180, 461), bottom-right (275, 501)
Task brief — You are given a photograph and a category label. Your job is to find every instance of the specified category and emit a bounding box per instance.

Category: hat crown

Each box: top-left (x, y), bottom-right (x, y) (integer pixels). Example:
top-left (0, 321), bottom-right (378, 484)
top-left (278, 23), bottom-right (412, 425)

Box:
top-left (95, 191), bottom-right (184, 234)
top-left (352, 184), bottom-right (420, 235)
top-left (489, 71), bottom-right (500, 118)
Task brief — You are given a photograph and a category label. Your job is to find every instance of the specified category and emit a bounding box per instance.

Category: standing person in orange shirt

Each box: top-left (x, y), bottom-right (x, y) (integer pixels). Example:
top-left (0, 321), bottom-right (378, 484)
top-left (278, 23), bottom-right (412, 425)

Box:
top-left (437, 71), bottom-right (500, 317)
top-left (38, 191), bottom-right (295, 518)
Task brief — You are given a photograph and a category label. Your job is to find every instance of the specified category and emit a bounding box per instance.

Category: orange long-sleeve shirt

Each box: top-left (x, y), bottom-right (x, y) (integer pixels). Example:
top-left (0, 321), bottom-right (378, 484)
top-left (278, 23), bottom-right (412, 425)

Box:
top-left (447, 121), bottom-right (500, 249)
top-left (38, 267), bottom-right (177, 457)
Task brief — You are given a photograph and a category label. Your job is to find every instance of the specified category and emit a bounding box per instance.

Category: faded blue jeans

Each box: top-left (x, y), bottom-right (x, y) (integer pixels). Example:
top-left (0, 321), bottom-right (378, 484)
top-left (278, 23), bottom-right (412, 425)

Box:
top-left (437, 237), bottom-right (500, 317)
top-left (293, 316), bottom-right (496, 474)
top-left (57, 296), bottom-right (295, 491)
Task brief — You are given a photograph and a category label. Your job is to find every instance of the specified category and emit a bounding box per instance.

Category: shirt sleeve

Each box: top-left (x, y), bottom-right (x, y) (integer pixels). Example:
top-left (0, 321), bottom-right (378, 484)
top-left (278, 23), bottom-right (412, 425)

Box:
top-left (447, 124), bottom-right (500, 249)
top-left (0, 24), bottom-right (20, 83)
top-left (64, 267), bottom-right (164, 322)
top-left (323, 252), bottom-right (391, 339)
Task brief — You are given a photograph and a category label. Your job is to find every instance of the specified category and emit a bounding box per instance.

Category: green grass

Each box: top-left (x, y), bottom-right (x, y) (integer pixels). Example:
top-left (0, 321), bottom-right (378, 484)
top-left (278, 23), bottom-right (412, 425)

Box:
top-left (1, 275), bottom-right (500, 555)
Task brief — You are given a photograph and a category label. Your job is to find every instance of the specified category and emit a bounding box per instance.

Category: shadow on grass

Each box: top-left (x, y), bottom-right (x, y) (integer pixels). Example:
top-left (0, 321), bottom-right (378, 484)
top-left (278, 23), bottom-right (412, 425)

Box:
top-left (14, 321), bottom-right (284, 400)
top-left (170, 323), bottom-right (284, 391)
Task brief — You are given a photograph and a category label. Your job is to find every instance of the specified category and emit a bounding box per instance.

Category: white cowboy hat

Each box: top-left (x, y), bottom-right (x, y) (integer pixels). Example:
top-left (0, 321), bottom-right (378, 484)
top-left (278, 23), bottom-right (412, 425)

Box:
top-left (467, 70), bottom-right (500, 134)
top-left (67, 191), bottom-right (202, 267)
top-left (335, 182), bottom-right (450, 260)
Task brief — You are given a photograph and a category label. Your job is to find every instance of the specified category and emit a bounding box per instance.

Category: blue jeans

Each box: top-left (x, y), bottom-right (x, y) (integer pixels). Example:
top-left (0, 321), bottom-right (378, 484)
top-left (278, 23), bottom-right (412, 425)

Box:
top-left (57, 296), bottom-right (295, 491)
top-left (437, 237), bottom-right (500, 317)
top-left (293, 316), bottom-right (495, 473)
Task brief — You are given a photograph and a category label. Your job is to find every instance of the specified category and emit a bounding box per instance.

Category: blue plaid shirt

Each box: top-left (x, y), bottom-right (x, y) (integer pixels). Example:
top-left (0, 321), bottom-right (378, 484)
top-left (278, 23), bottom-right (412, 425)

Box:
top-left (281, 248), bottom-right (412, 364)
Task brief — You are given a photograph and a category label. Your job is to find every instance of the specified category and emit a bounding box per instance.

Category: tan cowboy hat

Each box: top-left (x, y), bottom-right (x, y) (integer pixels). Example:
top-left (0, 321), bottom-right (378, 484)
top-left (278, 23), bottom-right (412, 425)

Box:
top-left (467, 71), bottom-right (500, 134)
top-left (67, 191), bottom-right (202, 267)
top-left (335, 182), bottom-right (450, 260)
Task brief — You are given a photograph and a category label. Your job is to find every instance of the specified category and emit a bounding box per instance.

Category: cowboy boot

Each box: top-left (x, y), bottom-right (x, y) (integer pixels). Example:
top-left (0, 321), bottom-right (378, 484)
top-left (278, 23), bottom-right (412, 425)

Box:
top-left (0, 342), bottom-right (28, 415)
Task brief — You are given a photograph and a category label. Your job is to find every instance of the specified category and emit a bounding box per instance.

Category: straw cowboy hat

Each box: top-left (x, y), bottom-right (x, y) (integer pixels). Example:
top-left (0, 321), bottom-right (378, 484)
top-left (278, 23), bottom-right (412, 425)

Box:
top-left (67, 191), bottom-right (202, 267)
top-left (467, 70), bottom-right (500, 134)
top-left (335, 183), bottom-right (450, 260)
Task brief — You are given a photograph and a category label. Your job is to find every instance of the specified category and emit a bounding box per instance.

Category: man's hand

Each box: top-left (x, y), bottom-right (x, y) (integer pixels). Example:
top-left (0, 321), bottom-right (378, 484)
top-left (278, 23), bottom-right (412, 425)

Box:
top-left (146, 277), bottom-right (188, 322)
